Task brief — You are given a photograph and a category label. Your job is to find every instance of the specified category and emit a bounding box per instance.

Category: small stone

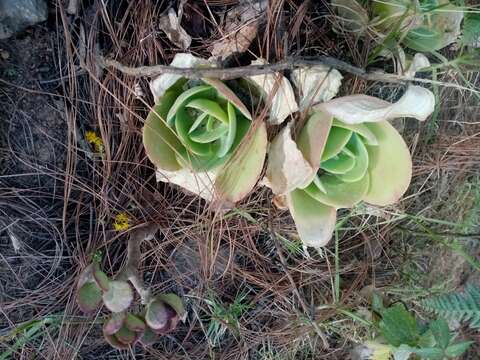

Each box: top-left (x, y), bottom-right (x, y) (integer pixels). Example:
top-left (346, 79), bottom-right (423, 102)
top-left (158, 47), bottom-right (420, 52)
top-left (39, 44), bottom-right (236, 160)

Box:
top-left (0, 0), bottom-right (48, 39)
top-left (0, 49), bottom-right (9, 59)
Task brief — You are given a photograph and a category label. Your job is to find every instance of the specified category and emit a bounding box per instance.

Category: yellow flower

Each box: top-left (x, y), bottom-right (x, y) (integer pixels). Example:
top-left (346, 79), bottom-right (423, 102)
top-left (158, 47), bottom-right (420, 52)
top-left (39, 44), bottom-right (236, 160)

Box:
top-left (113, 212), bottom-right (130, 231)
top-left (85, 131), bottom-right (104, 152)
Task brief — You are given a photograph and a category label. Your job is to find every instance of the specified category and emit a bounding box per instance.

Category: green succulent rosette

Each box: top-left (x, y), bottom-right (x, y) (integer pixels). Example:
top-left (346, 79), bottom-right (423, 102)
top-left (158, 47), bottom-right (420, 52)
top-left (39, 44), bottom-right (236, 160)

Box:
top-left (143, 77), bottom-right (267, 204)
top-left (333, 0), bottom-right (463, 52)
top-left (372, 0), bottom-right (463, 52)
top-left (266, 86), bottom-right (435, 247)
top-left (287, 114), bottom-right (412, 247)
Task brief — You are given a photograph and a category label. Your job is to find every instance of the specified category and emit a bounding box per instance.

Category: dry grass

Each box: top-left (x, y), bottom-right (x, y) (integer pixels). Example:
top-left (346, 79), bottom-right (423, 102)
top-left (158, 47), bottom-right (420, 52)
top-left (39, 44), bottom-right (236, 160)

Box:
top-left (0, 0), bottom-right (479, 359)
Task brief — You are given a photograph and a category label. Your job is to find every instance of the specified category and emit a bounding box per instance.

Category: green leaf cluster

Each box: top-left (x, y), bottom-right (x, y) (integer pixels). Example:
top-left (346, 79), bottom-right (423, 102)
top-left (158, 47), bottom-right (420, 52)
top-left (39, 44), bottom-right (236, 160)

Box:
top-left (421, 284), bottom-right (480, 329)
top-left (143, 77), bottom-right (267, 204)
top-left (372, 299), bottom-right (472, 359)
top-left (75, 259), bottom-right (185, 349)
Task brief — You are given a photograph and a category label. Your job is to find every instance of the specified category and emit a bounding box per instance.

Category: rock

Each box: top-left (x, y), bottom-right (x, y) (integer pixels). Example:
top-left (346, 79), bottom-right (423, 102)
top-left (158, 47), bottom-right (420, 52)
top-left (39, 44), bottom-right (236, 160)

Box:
top-left (0, 0), bottom-right (47, 39)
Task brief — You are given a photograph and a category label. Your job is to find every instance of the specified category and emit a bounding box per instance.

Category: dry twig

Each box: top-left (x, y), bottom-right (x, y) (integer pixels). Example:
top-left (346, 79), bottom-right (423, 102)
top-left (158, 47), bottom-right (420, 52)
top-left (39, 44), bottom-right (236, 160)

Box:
top-left (100, 56), bottom-right (478, 92)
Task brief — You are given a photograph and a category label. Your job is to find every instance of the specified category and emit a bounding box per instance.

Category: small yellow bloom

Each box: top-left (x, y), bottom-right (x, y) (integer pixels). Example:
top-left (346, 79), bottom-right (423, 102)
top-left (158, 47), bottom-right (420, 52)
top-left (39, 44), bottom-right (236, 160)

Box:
top-left (85, 131), bottom-right (104, 152)
top-left (113, 212), bottom-right (130, 231)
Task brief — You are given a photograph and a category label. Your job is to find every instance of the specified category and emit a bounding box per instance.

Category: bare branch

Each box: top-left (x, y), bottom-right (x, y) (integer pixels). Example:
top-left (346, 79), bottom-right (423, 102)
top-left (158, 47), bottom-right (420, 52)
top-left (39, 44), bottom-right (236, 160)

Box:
top-left (100, 56), bottom-right (365, 80)
top-left (123, 222), bottom-right (159, 304)
top-left (99, 55), bottom-right (478, 92)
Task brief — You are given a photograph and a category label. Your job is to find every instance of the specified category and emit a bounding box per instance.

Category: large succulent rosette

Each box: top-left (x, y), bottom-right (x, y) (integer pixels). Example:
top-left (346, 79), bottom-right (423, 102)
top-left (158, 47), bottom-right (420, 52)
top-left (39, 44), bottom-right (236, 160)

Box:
top-left (266, 86), bottom-right (435, 247)
top-left (143, 76), bottom-right (267, 205)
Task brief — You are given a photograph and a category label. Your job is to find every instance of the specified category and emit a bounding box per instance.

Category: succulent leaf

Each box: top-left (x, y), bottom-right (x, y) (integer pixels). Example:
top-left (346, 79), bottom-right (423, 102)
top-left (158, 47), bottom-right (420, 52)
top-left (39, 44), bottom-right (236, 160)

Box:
top-left (321, 127), bottom-right (352, 161)
top-left (318, 85), bottom-right (435, 124)
top-left (157, 293), bottom-right (186, 320)
top-left (125, 313), bottom-right (146, 333)
top-left (104, 333), bottom-right (129, 350)
top-left (337, 134), bottom-right (369, 183)
top-left (286, 189), bottom-right (337, 248)
top-left (362, 121), bottom-right (412, 206)
top-left (304, 173), bottom-right (370, 209)
top-left (115, 325), bottom-right (136, 345)
top-left (139, 326), bottom-right (159, 346)
top-left (103, 312), bottom-right (126, 336)
top-left (143, 85), bottom-right (185, 172)
top-left (103, 280), bottom-right (134, 313)
top-left (332, 119), bottom-right (378, 146)
top-left (92, 262), bottom-right (110, 292)
top-left (145, 298), bottom-right (169, 330)
top-left (214, 122), bottom-right (268, 203)
top-left (77, 282), bottom-right (102, 313)
top-left (320, 152), bottom-right (356, 174)
top-left (297, 110), bottom-right (333, 169)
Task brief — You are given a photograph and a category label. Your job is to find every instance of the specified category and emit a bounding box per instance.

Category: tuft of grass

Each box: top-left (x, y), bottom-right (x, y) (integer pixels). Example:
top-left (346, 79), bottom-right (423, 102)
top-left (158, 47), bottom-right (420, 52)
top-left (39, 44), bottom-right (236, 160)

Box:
top-left (203, 291), bottom-right (252, 347)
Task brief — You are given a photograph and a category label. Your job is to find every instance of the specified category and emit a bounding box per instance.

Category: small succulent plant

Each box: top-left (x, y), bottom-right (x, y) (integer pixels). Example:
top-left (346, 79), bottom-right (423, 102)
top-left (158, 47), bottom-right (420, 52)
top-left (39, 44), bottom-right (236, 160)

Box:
top-left (372, 0), bottom-right (463, 52)
top-left (333, 0), bottom-right (463, 52)
top-left (143, 77), bottom-right (267, 204)
top-left (76, 258), bottom-right (185, 349)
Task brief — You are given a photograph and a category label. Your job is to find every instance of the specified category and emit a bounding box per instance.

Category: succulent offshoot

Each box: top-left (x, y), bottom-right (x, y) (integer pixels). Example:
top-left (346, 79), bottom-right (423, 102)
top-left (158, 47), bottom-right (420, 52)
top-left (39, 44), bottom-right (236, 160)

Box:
top-left (76, 259), bottom-right (185, 349)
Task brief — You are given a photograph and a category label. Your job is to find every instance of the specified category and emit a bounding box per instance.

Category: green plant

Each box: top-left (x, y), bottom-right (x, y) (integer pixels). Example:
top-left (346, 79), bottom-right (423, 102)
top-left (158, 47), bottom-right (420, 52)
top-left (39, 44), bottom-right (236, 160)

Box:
top-left (421, 284), bottom-right (480, 329)
top-left (0, 315), bottom-right (61, 360)
top-left (143, 76), bottom-right (267, 205)
top-left (334, 0), bottom-right (464, 52)
top-left (76, 256), bottom-right (185, 349)
top-left (266, 86), bottom-right (434, 247)
top-left (203, 291), bottom-right (251, 347)
top-left (374, 0), bottom-right (463, 51)
top-left (357, 297), bottom-right (473, 359)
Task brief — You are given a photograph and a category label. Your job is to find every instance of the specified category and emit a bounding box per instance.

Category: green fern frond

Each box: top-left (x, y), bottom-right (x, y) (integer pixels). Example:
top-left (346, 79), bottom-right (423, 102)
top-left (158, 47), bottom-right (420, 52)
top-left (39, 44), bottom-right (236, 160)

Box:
top-left (421, 284), bottom-right (480, 329)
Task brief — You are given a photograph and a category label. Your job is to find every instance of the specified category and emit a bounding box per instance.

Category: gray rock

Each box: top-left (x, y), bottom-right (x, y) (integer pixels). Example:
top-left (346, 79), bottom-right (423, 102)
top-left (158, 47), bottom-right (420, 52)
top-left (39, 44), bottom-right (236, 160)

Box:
top-left (0, 0), bottom-right (47, 39)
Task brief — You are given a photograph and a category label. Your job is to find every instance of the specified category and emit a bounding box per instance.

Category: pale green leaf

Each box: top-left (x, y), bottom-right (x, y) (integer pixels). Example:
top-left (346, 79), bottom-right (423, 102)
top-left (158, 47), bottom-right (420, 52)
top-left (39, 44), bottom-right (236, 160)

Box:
top-left (189, 124), bottom-right (228, 143)
top-left (186, 98), bottom-right (229, 124)
top-left (103, 280), bottom-right (133, 313)
top-left (166, 85), bottom-right (215, 124)
top-left (332, 119), bottom-right (378, 145)
top-left (203, 78), bottom-right (252, 120)
top-left (143, 86), bottom-right (185, 171)
top-left (320, 152), bottom-right (356, 174)
top-left (337, 134), bottom-right (369, 183)
top-left (286, 189), bottom-right (337, 247)
top-left (297, 110), bottom-right (333, 169)
top-left (321, 127), bottom-right (352, 161)
top-left (304, 173), bottom-right (369, 209)
top-left (362, 121), bottom-right (412, 206)
top-left (217, 102), bottom-right (237, 158)
top-left (175, 107), bottom-right (213, 156)
top-left (214, 122), bottom-right (267, 204)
